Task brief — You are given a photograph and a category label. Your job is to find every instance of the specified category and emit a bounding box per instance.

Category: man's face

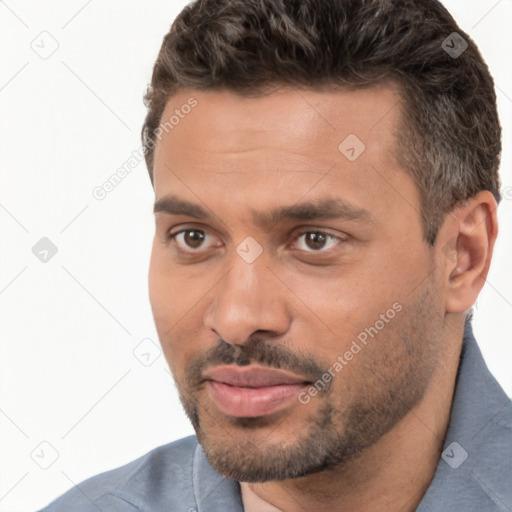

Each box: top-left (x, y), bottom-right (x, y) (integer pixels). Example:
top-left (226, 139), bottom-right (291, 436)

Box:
top-left (149, 85), bottom-right (446, 482)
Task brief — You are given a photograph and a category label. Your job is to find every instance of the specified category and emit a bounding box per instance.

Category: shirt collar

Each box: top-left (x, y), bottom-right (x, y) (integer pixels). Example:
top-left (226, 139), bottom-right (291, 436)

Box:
top-left (193, 441), bottom-right (244, 512)
top-left (416, 318), bottom-right (512, 511)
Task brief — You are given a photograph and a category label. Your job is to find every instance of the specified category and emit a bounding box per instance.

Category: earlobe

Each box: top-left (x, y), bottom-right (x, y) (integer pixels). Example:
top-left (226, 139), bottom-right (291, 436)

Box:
top-left (443, 191), bottom-right (498, 313)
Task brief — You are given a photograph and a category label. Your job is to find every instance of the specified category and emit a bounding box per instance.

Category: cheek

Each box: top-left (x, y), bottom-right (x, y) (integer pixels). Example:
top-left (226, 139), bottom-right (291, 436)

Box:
top-left (147, 243), bottom-right (187, 343)
top-left (148, 249), bottom-right (169, 321)
top-left (282, 266), bottom-right (382, 324)
top-left (282, 261), bottom-right (412, 361)
top-left (148, 247), bottom-right (206, 370)
top-left (148, 240), bottom-right (192, 317)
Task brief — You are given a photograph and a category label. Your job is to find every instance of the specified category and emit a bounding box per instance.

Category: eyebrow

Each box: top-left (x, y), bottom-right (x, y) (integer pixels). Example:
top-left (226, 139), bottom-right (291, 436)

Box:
top-left (153, 194), bottom-right (374, 227)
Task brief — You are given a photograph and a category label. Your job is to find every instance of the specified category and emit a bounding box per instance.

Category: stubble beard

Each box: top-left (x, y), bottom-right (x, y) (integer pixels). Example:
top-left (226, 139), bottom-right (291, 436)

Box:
top-left (174, 275), bottom-right (443, 483)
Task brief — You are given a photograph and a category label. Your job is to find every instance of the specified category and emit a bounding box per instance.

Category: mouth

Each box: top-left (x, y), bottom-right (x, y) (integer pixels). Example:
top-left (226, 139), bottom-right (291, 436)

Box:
top-left (203, 366), bottom-right (311, 418)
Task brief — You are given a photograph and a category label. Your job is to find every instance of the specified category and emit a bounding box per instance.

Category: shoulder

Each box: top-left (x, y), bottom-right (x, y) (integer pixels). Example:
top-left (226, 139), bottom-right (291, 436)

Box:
top-left (468, 395), bottom-right (512, 508)
top-left (39, 435), bottom-right (199, 512)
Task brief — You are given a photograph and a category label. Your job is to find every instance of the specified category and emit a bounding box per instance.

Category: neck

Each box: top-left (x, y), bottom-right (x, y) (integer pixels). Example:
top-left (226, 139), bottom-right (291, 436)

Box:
top-left (240, 322), bottom-right (464, 512)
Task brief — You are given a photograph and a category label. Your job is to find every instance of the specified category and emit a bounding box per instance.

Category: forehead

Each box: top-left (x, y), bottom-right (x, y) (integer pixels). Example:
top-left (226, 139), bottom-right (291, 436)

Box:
top-left (151, 84), bottom-right (419, 232)
top-left (153, 84), bottom-right (403, 177)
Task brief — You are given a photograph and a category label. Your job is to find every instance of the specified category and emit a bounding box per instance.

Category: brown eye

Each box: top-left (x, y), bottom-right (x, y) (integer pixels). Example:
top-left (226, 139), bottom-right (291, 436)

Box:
top-left (304, 232), bottom-right (328, 250)
top-left (182, 230), bottom-right (205, 249)
top-left (293, 231), bottom-right (342, 252)
top-left (169, 229), bottom-right (209, 250)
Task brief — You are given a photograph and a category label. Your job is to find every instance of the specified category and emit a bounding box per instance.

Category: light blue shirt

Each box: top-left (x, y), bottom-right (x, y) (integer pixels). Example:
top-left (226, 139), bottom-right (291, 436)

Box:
top-left (39, 321), bottom-right (512, 511)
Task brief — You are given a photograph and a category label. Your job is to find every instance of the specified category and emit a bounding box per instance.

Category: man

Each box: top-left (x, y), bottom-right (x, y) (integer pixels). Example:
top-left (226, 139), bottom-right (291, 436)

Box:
top-left (41, 0), bottom-right (512, 510)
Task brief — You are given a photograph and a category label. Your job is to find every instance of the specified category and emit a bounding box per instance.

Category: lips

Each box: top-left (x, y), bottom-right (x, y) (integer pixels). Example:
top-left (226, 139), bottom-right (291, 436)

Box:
top-left (203, 366), bottom-right (310, 387)
top-left (203, 366), bottom-right (311, 417)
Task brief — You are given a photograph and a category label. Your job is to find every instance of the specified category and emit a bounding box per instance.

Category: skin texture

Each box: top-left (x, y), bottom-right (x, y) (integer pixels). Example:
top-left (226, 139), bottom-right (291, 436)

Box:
top-left (148, 85), bottom-right (498, 512)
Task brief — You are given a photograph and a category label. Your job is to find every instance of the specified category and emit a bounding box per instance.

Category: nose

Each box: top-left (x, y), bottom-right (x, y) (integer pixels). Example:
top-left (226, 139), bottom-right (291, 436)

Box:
top-left (203, 255), bottom-right (291, 345)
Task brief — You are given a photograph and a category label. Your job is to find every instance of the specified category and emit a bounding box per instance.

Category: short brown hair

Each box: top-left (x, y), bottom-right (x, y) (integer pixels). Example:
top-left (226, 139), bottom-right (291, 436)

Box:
top-left (142, 0), bottom-right (502, 244)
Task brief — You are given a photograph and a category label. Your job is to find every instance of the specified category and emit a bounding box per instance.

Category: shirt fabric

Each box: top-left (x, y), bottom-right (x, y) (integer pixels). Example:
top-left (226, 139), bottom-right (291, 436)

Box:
top-left (39, 321), bottom-right (512, 511)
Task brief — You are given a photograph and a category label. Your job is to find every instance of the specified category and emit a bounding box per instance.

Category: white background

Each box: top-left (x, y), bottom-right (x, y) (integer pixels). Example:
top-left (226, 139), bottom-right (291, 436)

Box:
top-left (0, 1), bottom-right (511, 510)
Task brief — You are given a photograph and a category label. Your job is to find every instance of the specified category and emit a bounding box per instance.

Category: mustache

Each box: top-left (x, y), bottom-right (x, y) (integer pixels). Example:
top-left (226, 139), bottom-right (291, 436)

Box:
top-left (184, 336), bottom-right (327, 389)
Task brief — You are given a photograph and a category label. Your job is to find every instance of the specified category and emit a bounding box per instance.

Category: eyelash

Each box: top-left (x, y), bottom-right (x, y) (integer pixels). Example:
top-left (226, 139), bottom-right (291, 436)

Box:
top-left (166, 228), bottom-right (345, 255)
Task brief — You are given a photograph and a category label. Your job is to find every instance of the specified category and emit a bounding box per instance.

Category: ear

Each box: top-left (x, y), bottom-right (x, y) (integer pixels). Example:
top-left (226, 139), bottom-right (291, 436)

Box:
top-left (440, 191), bottom-right (499, 313)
